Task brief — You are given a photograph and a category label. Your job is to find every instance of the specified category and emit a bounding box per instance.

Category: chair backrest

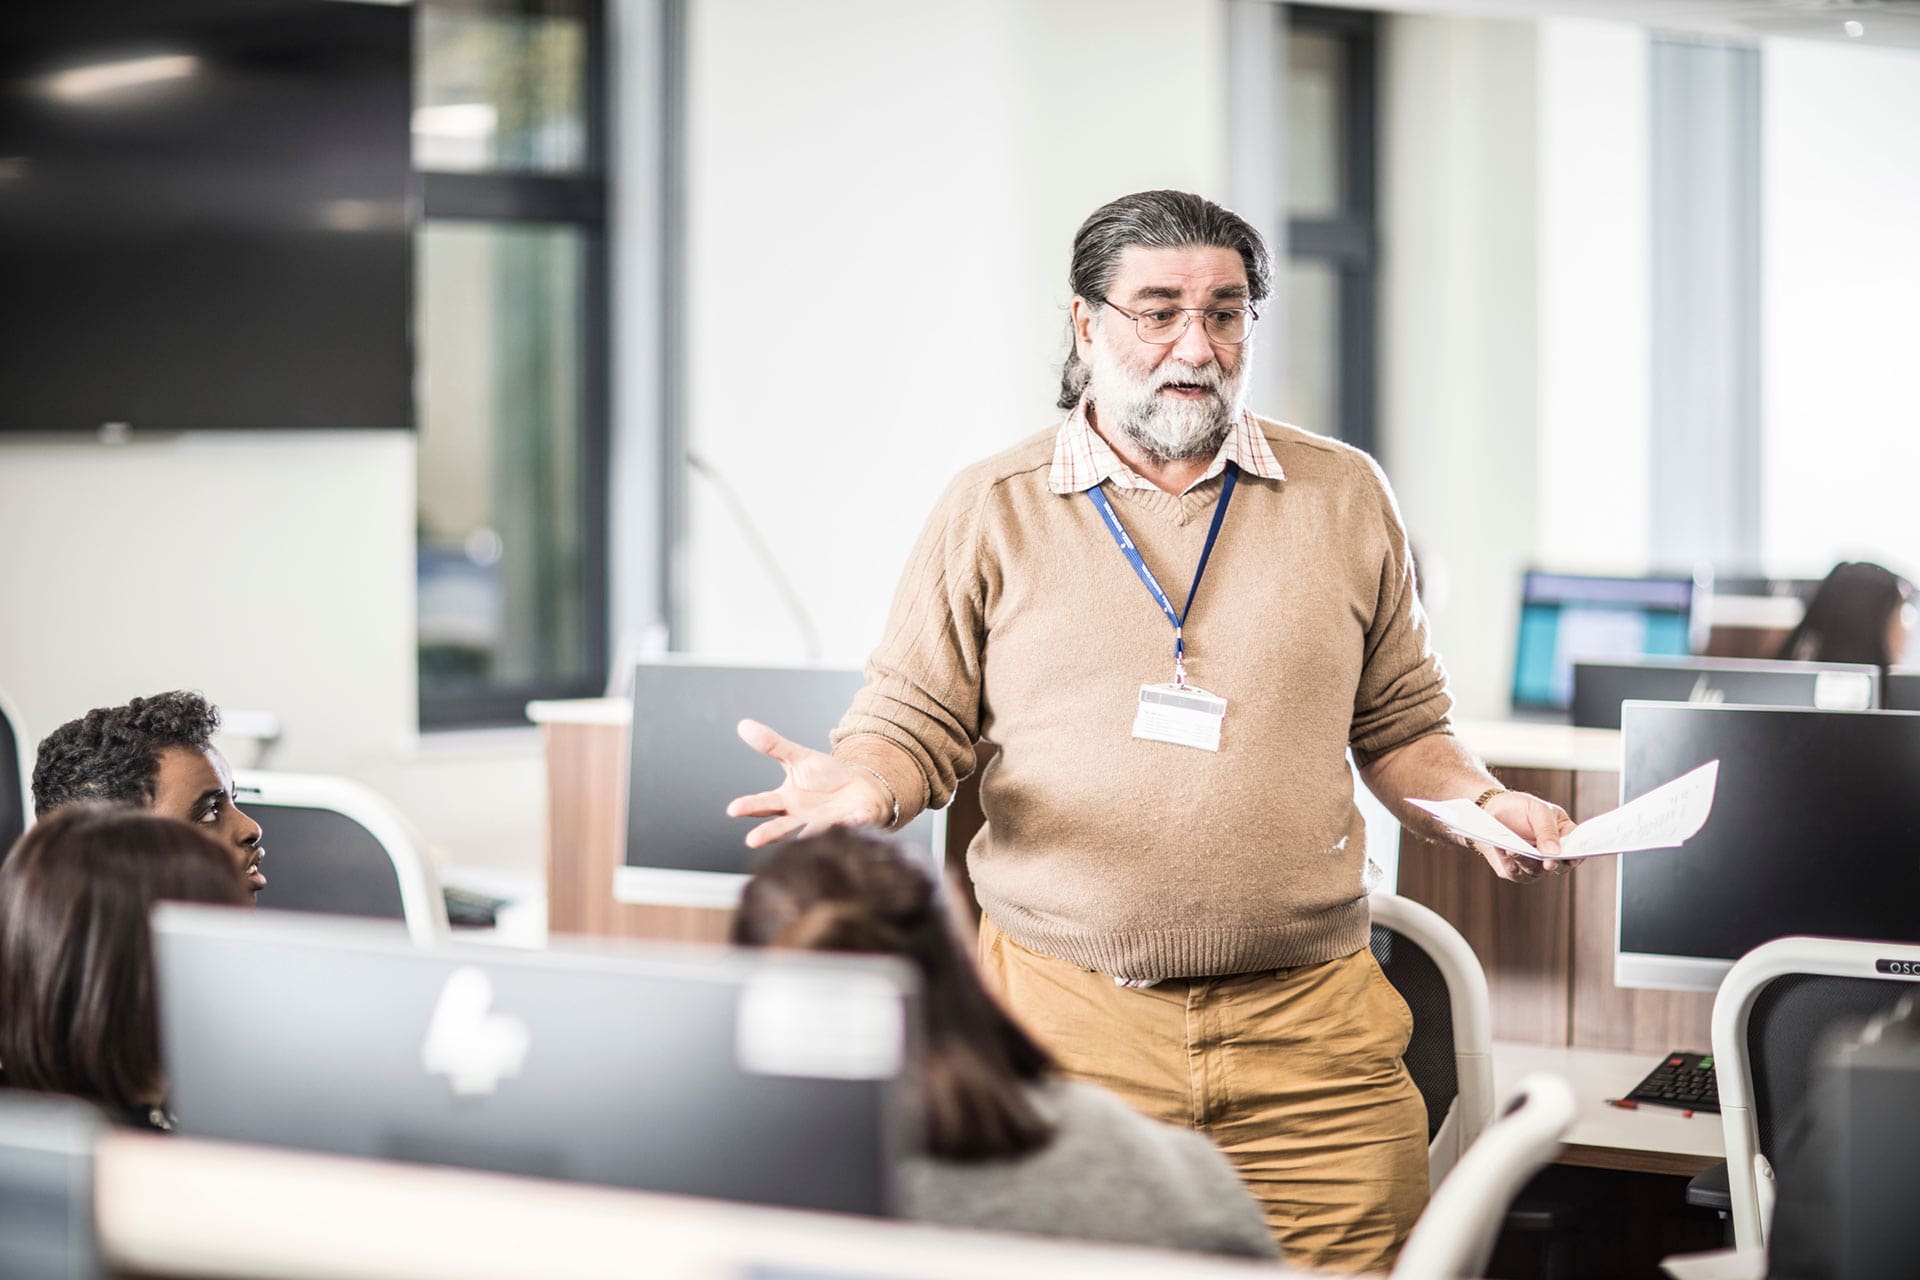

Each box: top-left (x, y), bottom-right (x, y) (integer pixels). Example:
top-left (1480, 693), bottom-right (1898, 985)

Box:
top-left (0, 687), bottom-right (32, 856)
top-left (1393, 1073), bottom-right (1576, 1280)
top-left (1368, 891), bottom-right (1496, 1187)
top-left (1711, 935), bottom-right (1920, 1248)
top-left (233, 770), bottom-right (449, 946)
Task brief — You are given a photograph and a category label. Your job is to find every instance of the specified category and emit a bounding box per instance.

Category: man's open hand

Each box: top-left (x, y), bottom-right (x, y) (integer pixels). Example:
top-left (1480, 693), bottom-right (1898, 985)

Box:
top-left (724, 719), bottom-right (892, 847)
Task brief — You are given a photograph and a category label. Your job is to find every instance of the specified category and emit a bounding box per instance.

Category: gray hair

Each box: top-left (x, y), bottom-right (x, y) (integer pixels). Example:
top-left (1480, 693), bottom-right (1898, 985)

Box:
top-left (1056, 190), bottom-right (1273, 410)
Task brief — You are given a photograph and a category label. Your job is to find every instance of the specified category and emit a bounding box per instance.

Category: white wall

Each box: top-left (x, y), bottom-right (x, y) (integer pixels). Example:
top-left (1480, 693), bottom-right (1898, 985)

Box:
top-left (1535, 18), bottom-right (1651, 573)
top-left (676, 0), bottom-right (1229, 665)
top-left (0, 432), bottom-right (546, 874)
top-left (1760, 36), bottom-right (1920, 581)
top-left (1378, 14), bottom-right (1542, 719)
top-left (1380, 14), bottom-right (1657, 718)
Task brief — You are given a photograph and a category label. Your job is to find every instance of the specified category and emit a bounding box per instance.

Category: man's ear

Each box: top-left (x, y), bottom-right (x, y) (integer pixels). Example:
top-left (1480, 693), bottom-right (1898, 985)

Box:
top-left (1070, 296), bottom-right (1098, 360)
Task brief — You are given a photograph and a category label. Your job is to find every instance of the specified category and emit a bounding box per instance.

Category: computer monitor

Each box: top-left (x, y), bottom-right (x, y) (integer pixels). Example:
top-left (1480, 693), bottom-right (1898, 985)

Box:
top-left (1510, 571), bottom-right (1695, 714)
top-left (1615, 703), bottom-right (1920, 991)
top-left (1570, 656), bottom-right (1878, 730)
top-left (1884, 668), bottom-right (1920, 712)
top-left (619, 660), bottom-right (945, 907)
top-left (153, 905), bottom-right (919, 1216)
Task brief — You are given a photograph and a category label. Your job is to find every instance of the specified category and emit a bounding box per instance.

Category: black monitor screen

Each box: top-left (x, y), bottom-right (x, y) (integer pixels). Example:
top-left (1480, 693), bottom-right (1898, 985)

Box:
top-left (1618, 704), bottom-right (1920, 985)
top-left (0, 0), bottom-right (412, 432)
top-left (1886, 669), bottom-right (1920, 713)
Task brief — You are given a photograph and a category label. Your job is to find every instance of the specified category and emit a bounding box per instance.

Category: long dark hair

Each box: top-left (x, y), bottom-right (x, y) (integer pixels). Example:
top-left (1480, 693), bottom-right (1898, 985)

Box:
top-left (1777, 561), bottom-right (1915, 668)
top-left (732, 831), bottom-right (1057, 1161)
top-left (0, 805), bottom-right (250, 1115)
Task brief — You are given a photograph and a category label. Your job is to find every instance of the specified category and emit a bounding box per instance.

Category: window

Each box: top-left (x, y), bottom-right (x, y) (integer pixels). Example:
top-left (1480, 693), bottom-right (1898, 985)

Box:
top-left (413, 0), bottom-right (610, 728)
top-left (1282, 6), bottom-right (1378, 456)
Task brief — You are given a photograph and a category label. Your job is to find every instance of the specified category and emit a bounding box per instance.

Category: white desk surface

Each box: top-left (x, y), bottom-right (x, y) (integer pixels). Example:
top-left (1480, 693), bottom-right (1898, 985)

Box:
top-left (1453, 718), bottom-right (1624, 774)
top-left (1494, 1040), bottom-right (1723, 1174)
top-left (525, 696), bottom-right (629, 727)
top-left (98, 1133), bottom-right (1292, 1280)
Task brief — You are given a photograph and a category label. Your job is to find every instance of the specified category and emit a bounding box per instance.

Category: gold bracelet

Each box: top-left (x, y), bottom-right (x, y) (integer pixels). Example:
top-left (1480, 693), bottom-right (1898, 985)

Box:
top-left (1473, 786), bottom-right (1506, 809)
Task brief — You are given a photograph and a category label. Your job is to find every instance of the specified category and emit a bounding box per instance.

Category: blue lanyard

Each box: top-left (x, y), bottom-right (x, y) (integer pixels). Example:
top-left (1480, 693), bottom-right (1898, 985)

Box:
top-left (1085, 462), bottom-right (1239, 688)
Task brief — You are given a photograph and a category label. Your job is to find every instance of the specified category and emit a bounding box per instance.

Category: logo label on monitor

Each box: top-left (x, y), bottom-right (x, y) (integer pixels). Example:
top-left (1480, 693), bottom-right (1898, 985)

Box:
top-left (1687, 675), bottom-right (1726, 706)
top-left (420, 966), bottom-right (531, 1096)
top-left (1876, 959), bottom-right (1920, 977)
top-left (736, 969), bottom-right (904, 1081)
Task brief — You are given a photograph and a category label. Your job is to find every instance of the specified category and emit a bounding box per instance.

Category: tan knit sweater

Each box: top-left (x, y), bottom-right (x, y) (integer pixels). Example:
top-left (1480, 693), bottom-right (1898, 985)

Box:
top-left (832, 418), bottom-right (1454, 980)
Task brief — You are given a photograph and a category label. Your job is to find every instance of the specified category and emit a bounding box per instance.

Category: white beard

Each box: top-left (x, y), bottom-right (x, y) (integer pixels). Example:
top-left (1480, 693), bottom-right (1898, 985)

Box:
top-left (1086, 339), bottom-right (1249, 464)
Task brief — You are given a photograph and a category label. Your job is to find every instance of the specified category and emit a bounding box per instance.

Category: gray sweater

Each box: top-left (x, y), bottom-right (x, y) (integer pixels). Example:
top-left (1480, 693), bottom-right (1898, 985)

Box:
top-left (898, 1079), bottom-right (1282, 1260)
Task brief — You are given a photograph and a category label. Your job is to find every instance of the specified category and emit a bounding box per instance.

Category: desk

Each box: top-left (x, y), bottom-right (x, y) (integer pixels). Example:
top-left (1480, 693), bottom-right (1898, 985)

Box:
top-left (1397, 719), bottom-right (1717, 1056)
top-left (96, 1132), bottom-right (1292, 1280)
top-left (532, 701), bottom-right (1715, 1054)
top-left (527, 697), bottom-right (732, 946)
top-left (1493, 1041), bottom-right (1723, 1178)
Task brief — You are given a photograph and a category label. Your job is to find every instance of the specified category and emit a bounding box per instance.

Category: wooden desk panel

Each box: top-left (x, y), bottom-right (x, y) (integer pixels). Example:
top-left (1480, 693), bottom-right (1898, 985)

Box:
top-left (540, 721), bottom-right (731, 945)
top-left (1395, 766), bottom-right (1576, 1044)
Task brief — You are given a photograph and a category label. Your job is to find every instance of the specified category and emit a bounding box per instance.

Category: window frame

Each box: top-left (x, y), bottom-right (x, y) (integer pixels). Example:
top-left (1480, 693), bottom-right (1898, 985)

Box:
top-left (414, 0), bottom-right (613, 731)
top-left (1285, 4), bottom-right (1379, 459)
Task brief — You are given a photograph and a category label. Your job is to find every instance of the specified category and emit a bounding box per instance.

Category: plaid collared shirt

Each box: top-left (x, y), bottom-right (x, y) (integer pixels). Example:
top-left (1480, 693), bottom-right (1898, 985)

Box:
top-left (1046, 396), bottom-right (1287, 495)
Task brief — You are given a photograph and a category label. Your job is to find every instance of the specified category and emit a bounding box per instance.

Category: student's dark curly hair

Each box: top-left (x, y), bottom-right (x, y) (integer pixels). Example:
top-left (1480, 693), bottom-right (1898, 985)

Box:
top-left (31, 691), bottom-right (222, 817)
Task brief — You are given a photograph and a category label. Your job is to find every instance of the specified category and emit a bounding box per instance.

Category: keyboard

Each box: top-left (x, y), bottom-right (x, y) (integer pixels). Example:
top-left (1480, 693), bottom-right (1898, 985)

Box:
top-left (442, 885), bottom-right (510, 929)
top-left (1624, 1050), bottom-right (1720, 1112)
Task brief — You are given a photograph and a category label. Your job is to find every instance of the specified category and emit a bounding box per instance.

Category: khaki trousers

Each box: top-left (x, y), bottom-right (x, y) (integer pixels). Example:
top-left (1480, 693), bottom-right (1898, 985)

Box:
top-left (978, 914), bottom-right (1429, 1274)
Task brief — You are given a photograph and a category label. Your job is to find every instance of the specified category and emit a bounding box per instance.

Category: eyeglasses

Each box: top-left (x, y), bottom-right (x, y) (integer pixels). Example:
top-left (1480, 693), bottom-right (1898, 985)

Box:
top-left (1101, 298), bottom-right (1258, 346)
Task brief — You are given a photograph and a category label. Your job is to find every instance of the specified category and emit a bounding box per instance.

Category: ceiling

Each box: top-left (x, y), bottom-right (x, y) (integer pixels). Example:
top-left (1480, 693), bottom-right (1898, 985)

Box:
top-left (1326, 0), bottom-right (1920, 51)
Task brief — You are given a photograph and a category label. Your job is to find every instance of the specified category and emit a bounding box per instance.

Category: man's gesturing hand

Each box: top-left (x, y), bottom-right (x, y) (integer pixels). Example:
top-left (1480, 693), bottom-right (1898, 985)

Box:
top-left (1473, 790), bottom-right (1576, 884)
top-left (724, 719), bottom-right (893, 848)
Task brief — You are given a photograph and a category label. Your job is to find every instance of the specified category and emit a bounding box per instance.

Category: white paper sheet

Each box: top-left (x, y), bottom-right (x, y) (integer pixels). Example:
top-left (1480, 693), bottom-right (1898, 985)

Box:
top-left (1408, 760), bottom-right (1719, 862)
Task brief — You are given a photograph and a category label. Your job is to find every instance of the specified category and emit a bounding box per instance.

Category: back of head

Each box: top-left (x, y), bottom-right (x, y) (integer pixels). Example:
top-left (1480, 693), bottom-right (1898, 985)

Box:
top-left (0, 805), bottom-right (249, 1115)
top-left (1778, 561), bottom-right (1915, 668)
top-left (31, 691), bottom-right (221, 818)
top-left (733, 831), bottom-right (1056, 1161)
top-left (1057, 190), bottom-right (1272, 410)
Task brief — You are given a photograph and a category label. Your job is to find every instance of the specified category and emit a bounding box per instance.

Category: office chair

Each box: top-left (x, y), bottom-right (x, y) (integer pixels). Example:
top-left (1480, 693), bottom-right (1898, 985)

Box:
top-left (1711, 935), bottom-right (1920, 1249)
top-left (1392, 1073), bottom-right (1577, 1280)
top-left (1368, 891), bottom-right (1496, 1186)
top-left (0, 686), bottom-right (33, 856)
top-left (233, 770), bottom-right (450, 946)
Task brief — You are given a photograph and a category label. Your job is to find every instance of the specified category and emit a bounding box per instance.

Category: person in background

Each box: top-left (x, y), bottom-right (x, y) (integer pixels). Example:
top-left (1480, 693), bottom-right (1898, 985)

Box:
top-left (1777, 561), bottom-right (1916, 671)
top-left (0, 806), bottom-right (251, 1129)
top-left (731, 830), bottom-right (1281, 1261)
top-left (30, 691), bottom-right (266, 896)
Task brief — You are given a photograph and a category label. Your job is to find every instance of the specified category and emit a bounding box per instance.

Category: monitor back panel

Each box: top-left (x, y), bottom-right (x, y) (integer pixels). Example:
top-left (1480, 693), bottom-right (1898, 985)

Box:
top-left (625, 662), bottom-right (937, 874)
top-left (1618, 704), bottom-right (1920, 974)
top-left (1572, 658), bottom-right (1878, 730)
top-left (1885, 669), bottom-right (1920, 713)
top-left (154, 908), bottom-right (915, 1215)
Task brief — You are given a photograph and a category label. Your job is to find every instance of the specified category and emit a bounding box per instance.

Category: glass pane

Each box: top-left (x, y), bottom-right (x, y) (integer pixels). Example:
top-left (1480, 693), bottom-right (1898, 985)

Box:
top-left (417, 221), bottom-right (589, 693)
top-left (1286, 30), bottom-right (1346, 218)
top-left (415, 6), bottom-right (587, 173)
top-left (1282, 258), bottom-right (1340, 436)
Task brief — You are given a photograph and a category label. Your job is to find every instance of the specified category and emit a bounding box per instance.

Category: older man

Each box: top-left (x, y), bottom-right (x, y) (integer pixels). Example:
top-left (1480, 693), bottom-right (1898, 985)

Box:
top-left (729, 190), bottom-right (1570, 1272)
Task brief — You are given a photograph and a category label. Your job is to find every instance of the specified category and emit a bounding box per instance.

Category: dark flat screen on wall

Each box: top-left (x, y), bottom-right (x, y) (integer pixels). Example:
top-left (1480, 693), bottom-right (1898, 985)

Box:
top-left (0, 0), bottom-right (412, 432)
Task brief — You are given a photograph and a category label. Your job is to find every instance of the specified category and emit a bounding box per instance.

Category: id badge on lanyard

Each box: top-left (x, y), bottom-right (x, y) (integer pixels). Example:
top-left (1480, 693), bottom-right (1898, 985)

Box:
top-left (1084, 464), bottom-right (1239, 754)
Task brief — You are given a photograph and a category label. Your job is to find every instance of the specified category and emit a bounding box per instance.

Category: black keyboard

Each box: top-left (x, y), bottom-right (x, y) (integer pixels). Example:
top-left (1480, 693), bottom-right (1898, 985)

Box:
top-left (442, 885), bottom-right (509, 929)
top-left (1625, 1050), bottom-right (1720, 1112)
